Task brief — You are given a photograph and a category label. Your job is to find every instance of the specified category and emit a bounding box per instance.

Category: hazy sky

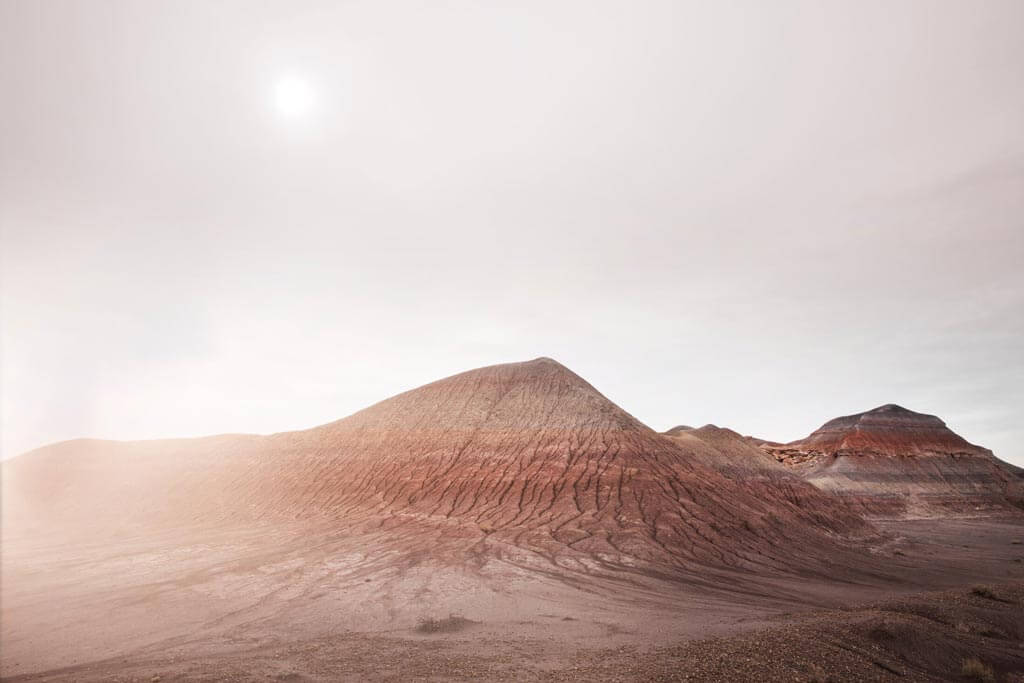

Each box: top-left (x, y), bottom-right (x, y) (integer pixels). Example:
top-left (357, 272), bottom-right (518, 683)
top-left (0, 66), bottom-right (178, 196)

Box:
top-left (2, 1), bottom-right (1022, 465)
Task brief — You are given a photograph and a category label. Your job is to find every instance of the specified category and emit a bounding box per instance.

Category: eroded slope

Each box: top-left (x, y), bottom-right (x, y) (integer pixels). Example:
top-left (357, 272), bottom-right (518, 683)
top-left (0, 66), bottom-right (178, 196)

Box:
top-left (4, 358), bottom-right (873, 576)
top-left (664, 424), bottom-right (870, 532)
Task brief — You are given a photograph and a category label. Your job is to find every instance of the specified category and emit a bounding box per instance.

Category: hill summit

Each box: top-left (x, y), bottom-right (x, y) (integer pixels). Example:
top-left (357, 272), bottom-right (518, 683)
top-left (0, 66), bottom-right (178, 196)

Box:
top-left (795, 404), bottom-right (987, 458)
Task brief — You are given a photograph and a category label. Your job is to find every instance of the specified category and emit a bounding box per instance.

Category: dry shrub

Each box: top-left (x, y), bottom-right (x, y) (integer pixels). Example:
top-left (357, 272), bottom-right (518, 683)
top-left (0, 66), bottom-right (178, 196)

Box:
top-left (957, 621), bottom-right (1008, 639)
top-left (868, 623), bottom-right (895, 641)
top-left (971, 585), bottom-right (999, 600)
top-left (415, 614), bottom-right (473, 634)
top-left (977, 624), bottom-right (1007, 639)
top-left (961, 657), bottom-right (995, 682)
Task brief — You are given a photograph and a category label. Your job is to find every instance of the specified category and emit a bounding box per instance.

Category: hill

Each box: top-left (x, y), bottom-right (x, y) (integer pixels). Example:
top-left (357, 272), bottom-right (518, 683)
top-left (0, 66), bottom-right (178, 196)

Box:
top-left (4, 358), bottom-right (874, 575)
top-left (760, 404), bottom-right (1024, 516)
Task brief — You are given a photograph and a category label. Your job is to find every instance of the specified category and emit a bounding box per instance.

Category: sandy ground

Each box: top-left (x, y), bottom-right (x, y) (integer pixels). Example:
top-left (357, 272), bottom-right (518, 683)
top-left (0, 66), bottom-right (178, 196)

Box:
top-left (2, 517), bottom-right (1023, 681)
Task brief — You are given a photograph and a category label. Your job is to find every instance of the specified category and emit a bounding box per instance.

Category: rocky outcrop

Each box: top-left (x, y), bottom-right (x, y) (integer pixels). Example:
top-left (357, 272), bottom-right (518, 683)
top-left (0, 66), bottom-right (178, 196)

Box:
top-left (761, 404), bottom-right (1024, 517)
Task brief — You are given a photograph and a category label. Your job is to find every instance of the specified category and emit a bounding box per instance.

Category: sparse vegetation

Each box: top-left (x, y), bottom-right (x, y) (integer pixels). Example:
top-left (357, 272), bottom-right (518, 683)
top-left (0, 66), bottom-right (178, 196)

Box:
top-left (971, 585), bottom-right (999, 600)
top-left (868, 624), bottom-right (895, 641)
top-left (961, 656), bottom-right (995, 682)
top-left (415, 614), bottom-right (473, 634)
top-left (977, 624), bottom-right (1007, 639)
top-left (957, 621), bottom-right (1007, 639)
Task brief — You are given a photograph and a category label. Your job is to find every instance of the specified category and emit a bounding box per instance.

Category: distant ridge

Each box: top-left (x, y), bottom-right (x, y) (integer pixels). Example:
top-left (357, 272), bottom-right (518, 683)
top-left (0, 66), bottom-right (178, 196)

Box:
top-left (663, 425), bottom-right (694, 436)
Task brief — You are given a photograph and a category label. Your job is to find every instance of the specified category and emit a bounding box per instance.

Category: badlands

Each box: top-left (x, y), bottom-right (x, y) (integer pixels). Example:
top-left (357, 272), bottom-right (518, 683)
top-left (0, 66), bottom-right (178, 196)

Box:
top-left (3, 358), bottom-right (1023, 681)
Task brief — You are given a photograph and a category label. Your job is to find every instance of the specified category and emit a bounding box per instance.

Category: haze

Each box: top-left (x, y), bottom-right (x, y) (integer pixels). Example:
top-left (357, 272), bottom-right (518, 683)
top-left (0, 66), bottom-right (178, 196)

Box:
top-left (1, 0), bottom-right (1022, 465)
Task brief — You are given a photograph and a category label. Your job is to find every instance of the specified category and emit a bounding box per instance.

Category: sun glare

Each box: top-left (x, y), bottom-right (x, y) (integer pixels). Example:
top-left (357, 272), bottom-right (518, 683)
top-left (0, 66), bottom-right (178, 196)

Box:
top-left (273, 75), bottom-right (316, 119)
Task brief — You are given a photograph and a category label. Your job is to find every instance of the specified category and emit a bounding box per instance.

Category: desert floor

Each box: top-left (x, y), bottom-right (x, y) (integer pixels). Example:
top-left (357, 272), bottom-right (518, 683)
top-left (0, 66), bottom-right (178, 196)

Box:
top-left (2, 517), bottom-right (1023, 682)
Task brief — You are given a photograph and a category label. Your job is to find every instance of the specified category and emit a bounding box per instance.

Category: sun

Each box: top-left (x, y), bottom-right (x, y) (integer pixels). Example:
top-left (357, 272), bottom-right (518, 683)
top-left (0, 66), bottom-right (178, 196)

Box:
top-left (273, 75), bottom-right (316, 119)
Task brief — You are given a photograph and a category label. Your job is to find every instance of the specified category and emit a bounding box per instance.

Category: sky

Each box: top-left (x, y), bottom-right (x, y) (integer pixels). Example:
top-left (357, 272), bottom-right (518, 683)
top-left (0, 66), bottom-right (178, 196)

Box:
top-left (1, 0), bottom-right (1022, 465)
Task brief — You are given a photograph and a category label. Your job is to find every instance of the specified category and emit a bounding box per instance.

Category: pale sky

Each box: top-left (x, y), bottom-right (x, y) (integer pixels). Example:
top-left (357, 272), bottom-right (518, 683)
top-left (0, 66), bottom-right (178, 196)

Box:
top-left (2, 0), bottom-right (1022, 465)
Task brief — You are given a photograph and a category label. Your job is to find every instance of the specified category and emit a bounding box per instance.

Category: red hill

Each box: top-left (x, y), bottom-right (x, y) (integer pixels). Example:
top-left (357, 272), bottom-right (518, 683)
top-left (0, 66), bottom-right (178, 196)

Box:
top-left (761, 404), bottom-right (1024, 516)
top-left (4, 358), bottom-right (874, 575)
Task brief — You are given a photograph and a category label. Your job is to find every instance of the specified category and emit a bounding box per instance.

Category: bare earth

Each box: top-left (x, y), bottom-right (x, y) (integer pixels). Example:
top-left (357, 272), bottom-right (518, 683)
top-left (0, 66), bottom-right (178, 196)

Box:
top-left (3, 516), bottom-right (1023, 682)
top-left (4, 360), bottom-right (1024, 680)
